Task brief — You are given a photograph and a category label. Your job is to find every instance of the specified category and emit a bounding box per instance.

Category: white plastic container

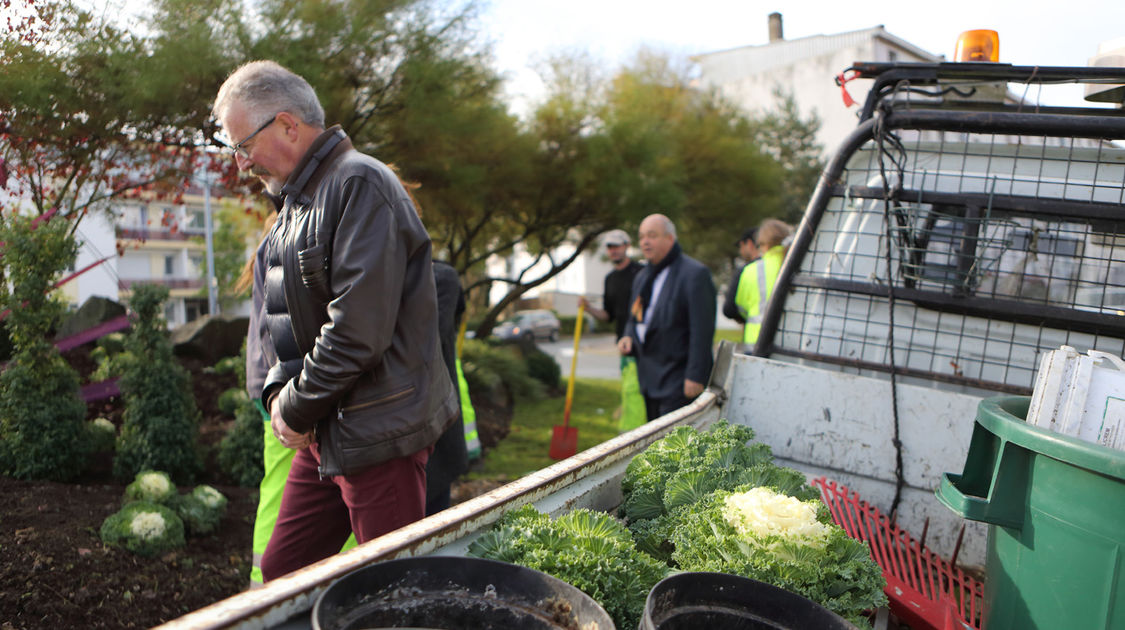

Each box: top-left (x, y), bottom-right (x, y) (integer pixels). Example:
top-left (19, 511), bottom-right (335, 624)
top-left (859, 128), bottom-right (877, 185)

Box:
top-left (1026, 345), bottom-right (1125, 450)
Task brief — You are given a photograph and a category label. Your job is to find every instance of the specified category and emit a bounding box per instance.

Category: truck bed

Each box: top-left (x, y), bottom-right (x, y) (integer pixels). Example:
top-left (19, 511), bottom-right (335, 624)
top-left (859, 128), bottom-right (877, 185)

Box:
top-left (156, 392), bottom-right (722, 630)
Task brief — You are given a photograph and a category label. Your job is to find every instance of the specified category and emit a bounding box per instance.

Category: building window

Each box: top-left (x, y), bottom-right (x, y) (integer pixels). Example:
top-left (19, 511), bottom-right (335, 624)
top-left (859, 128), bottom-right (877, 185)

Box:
top-left (190, 255), bottom-right (204, 276)
top-left (164, 255), bottom-right (175, 276)
top-left (186, 208), bottom-right (206, 231)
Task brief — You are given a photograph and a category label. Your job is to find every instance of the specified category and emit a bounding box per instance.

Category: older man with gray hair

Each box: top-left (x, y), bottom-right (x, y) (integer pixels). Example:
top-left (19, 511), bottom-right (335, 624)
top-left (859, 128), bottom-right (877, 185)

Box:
top-left (213, 60), bottom-right (457, 581)
top-left (618, 214), bottom-right (716, 421)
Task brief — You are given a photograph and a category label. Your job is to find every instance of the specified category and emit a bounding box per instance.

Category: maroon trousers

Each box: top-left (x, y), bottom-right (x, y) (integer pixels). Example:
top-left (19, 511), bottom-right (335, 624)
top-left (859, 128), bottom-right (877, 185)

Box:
top-left (260, 443), bottom-right (430, 581)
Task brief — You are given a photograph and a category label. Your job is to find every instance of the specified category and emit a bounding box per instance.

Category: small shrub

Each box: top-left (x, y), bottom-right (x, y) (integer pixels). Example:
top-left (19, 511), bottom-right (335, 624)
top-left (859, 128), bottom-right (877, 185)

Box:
top-left (218, 399), bottom-right (264, 487)
top-left (461, 339), bottom-right (545, 401)
top-left (170, 485), bottom-right (228, 535)
top-left (97, 332), bottom-right (126, 356)
top-left (558, 313), bottom-right (606, 336)
top-left (217, 388), bottom-right (248, 416)
top-left (525, 347), bottom-right (561, 390)
top-left (123, 470), bottom-right (177, 505)
top-left (99, 501), bottom-right (185, 556)
top-left (113, 284), bottom-right (202, 483)
top-left (218, 342), bottom-right (264, 487)
top-left (88, 417), bottom-right (117, 453)
top-left (0, 213), bottom-right (89, 481)
top-left (209, 355), bottom-right (240, 375)
top-left (91, 348), bottom-right (134, 382)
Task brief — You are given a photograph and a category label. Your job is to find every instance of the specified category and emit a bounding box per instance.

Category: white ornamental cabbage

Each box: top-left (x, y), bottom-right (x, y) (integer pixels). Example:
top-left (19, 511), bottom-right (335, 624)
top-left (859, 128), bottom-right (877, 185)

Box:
top-left (721, 486), bottom-right (830, 544)
top-left (139, 472), bottom-right (171, 497)
top-left (99, 501), bottom-right (185, 556)
top-left (124, 470), bottom-right (176, 505)
top-left (129, 511), bottom-right (167, 540)
top-left (193, 485), bottom-right (225, 509)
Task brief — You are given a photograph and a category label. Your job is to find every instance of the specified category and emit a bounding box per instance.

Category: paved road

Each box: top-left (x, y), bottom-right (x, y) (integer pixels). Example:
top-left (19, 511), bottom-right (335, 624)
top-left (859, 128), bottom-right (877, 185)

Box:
top-left (539, 333), bottom-right (621, 381)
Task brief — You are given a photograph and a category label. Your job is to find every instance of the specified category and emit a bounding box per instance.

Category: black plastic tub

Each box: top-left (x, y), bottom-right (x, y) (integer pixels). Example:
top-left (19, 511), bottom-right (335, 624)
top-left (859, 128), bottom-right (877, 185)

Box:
top-left (312, 555), bottom-right (615, 630)
top-left (640, 572), bottom-right (856, 630)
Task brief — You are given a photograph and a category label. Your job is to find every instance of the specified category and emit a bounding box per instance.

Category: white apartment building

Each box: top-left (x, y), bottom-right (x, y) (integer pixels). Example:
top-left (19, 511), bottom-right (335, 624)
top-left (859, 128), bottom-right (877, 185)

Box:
top-left (65, 182), bottom-right (247, 327)
top-left (692, 14), bottom-right (942, 159)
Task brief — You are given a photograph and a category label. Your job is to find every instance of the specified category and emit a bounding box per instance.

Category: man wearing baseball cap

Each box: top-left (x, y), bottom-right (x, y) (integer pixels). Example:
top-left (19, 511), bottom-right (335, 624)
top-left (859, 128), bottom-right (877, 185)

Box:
top-left (580, 229), bottom-right (646, 431)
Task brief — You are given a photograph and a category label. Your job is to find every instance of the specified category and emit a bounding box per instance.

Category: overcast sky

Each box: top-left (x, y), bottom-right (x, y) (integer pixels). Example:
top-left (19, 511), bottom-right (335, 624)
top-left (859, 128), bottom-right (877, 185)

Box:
top-left (479, 0), bottom-right (1125, 112)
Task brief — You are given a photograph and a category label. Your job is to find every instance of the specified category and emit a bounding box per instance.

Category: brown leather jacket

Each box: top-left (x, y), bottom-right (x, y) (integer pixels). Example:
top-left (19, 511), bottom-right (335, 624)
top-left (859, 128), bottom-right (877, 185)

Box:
top-left (262, 127), bottom-right (457, 477)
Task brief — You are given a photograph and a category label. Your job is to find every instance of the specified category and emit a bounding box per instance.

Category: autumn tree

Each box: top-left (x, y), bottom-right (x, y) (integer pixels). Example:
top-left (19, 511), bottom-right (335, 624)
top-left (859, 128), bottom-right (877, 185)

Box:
top-left (433, 51), bottom-right (783, 336)
top-left (0, 0), bottom-right (230, 231)
top-left (751, 88), bottom-right (824, 223)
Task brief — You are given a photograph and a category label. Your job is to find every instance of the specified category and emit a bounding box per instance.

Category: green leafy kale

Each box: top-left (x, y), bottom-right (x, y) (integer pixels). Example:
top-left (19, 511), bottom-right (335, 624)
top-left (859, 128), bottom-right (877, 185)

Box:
top-left (123, 470), bottom-right (176, 505)
top-left (670, 487), bottom-right (887, 628)
top-left (170, 485), bottom-right (228, 535)
top-left (620, 421), bottom-right (820, 564)
top-left (99, 501), bottom-right (185, 556)
top-left (468, 505), bottom-right (670, 629)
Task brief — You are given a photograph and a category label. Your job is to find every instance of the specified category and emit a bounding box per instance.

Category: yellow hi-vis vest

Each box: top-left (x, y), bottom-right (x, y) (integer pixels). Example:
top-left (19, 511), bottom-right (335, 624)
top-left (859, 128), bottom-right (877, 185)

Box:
top-left (734, 246), bottom-right (786, 344)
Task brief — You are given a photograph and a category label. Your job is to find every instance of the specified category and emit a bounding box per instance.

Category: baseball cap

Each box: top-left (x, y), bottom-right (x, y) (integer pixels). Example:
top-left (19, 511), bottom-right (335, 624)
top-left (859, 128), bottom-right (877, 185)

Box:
top-left (603, 229), bottom-right (631, 247)
top-left (735, 227), bottom-right (758, 247)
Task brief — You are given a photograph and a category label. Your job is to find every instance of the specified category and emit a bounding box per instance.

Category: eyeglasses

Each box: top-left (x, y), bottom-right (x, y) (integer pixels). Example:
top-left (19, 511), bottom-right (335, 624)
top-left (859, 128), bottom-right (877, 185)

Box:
top-left (225, 114), bottom-right (277, 159)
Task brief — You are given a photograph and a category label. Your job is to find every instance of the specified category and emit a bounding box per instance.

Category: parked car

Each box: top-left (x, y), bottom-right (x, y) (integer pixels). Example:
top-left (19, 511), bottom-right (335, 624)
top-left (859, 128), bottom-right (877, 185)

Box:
top-left (494, 309), bottom-right (560, 342)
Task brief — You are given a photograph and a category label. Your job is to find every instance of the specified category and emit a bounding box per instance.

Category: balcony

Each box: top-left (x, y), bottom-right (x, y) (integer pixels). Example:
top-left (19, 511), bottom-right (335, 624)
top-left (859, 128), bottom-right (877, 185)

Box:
top-left (118, 277), bottom-right (203, 291)
top-left (116, 227), bottom-right (205, 242)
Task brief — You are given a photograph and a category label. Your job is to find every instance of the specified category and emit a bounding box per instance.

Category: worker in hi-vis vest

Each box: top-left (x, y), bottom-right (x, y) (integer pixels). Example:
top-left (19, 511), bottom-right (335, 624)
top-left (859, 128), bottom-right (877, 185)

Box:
top-left (456, 321), bottom-right (481, 459)
top-left (734, 219), bottom-right (792, 344)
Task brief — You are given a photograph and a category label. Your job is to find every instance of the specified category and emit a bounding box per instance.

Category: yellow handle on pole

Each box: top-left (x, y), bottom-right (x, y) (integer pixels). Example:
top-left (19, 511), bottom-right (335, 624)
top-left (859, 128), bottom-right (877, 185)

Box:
top-left (457, 318), bottom-right (468, 357)
top-left (563, 302), bottom-right (584, 426)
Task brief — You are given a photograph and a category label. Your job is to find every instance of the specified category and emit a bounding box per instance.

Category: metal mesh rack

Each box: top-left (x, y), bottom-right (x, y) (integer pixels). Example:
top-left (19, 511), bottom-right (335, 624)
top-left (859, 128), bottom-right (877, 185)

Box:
top-left (763, 105), bottom-right (1125, 395)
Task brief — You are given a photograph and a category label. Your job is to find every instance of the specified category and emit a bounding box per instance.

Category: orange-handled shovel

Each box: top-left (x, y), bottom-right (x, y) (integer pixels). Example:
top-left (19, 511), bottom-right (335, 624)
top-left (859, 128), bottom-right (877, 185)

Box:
top-left (549, 301), bottom-right (584, 459)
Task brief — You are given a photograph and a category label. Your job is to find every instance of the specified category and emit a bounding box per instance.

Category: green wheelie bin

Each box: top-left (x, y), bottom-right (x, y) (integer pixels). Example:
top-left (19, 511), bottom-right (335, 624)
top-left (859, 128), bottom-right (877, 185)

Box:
top-left (937, 396), bottom-right (1125, 630)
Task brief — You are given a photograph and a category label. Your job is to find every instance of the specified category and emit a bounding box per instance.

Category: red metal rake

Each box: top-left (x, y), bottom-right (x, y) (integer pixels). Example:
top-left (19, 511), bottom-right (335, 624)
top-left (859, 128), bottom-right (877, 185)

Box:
top-left (811, 477), bottom-right (983, 630)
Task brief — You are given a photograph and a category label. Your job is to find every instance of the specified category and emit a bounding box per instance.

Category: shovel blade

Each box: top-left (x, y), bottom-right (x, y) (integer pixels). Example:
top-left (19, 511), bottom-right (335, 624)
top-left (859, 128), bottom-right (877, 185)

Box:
top-left (548, 425), bottom-right (578, 460)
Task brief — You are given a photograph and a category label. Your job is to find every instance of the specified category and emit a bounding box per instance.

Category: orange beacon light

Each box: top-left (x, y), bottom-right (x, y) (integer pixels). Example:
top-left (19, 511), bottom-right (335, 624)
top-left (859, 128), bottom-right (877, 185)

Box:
top-left (954, 30), bottom-right (1000, 62)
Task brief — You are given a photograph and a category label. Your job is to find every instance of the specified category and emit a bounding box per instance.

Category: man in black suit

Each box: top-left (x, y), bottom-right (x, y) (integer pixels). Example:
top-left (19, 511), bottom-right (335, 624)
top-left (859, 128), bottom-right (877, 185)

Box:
top-left (617, 214), bottom-right (716, 421)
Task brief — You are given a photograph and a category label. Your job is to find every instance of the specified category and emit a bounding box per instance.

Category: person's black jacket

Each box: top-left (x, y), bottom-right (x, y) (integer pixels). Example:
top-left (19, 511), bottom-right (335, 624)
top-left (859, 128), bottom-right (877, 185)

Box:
top-left (623, 252), bottom-right (716, 401)
top-left (261, 127), bottom-right (458, 477)
top-left (722, 265), bottom-right (746, 324)
top-left (426, 261), bottom-right (468, 511)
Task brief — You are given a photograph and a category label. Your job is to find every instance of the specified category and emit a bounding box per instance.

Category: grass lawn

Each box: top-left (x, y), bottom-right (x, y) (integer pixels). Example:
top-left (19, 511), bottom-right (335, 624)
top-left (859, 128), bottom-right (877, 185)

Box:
top-left (469, 331), bottom-right (738, 481)
top-left (468, 377), bottom-right (623, 480)
top-left (714, 328), bottom-right (742, 344)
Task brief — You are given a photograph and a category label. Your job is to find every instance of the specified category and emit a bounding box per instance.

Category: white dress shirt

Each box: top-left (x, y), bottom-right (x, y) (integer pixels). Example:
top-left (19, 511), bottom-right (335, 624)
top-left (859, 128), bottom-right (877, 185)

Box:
top-left (636, 266), bottom-right (670, 345)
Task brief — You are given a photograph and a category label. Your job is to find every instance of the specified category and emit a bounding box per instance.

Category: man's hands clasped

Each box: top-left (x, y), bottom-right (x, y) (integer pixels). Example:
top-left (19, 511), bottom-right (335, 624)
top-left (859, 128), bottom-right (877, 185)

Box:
top-left (270, 398), bottom-right (313, 450)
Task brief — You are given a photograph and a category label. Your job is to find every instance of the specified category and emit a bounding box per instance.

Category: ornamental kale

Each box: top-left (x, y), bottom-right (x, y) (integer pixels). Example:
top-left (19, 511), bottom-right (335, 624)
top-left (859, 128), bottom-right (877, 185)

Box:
top-left (123, 470), bottom-right (176, 505)
top-left (617, 422), bottom-right (886, 627)
top-left (468, 505), bottom-right (670, 630)
top-left (170, 485), bottom-right (228, 535)
top-left (88, 417), bottom-right (117, 454)
top-left (99, 501), bottom-right (185, 556)
top-left (620, 421), bottom-right (819, 564)
top-left (670, 486), bottom-right (886, 628)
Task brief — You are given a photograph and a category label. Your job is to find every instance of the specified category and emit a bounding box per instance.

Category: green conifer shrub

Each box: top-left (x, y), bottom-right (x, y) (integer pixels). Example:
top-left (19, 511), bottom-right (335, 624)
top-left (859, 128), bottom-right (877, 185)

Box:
top-left (218, 343), bottom-right (264, 487)
top-left (0, 213), bottom-right (90, 481)
top-left (113, 284), bottom-right (202, 483)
